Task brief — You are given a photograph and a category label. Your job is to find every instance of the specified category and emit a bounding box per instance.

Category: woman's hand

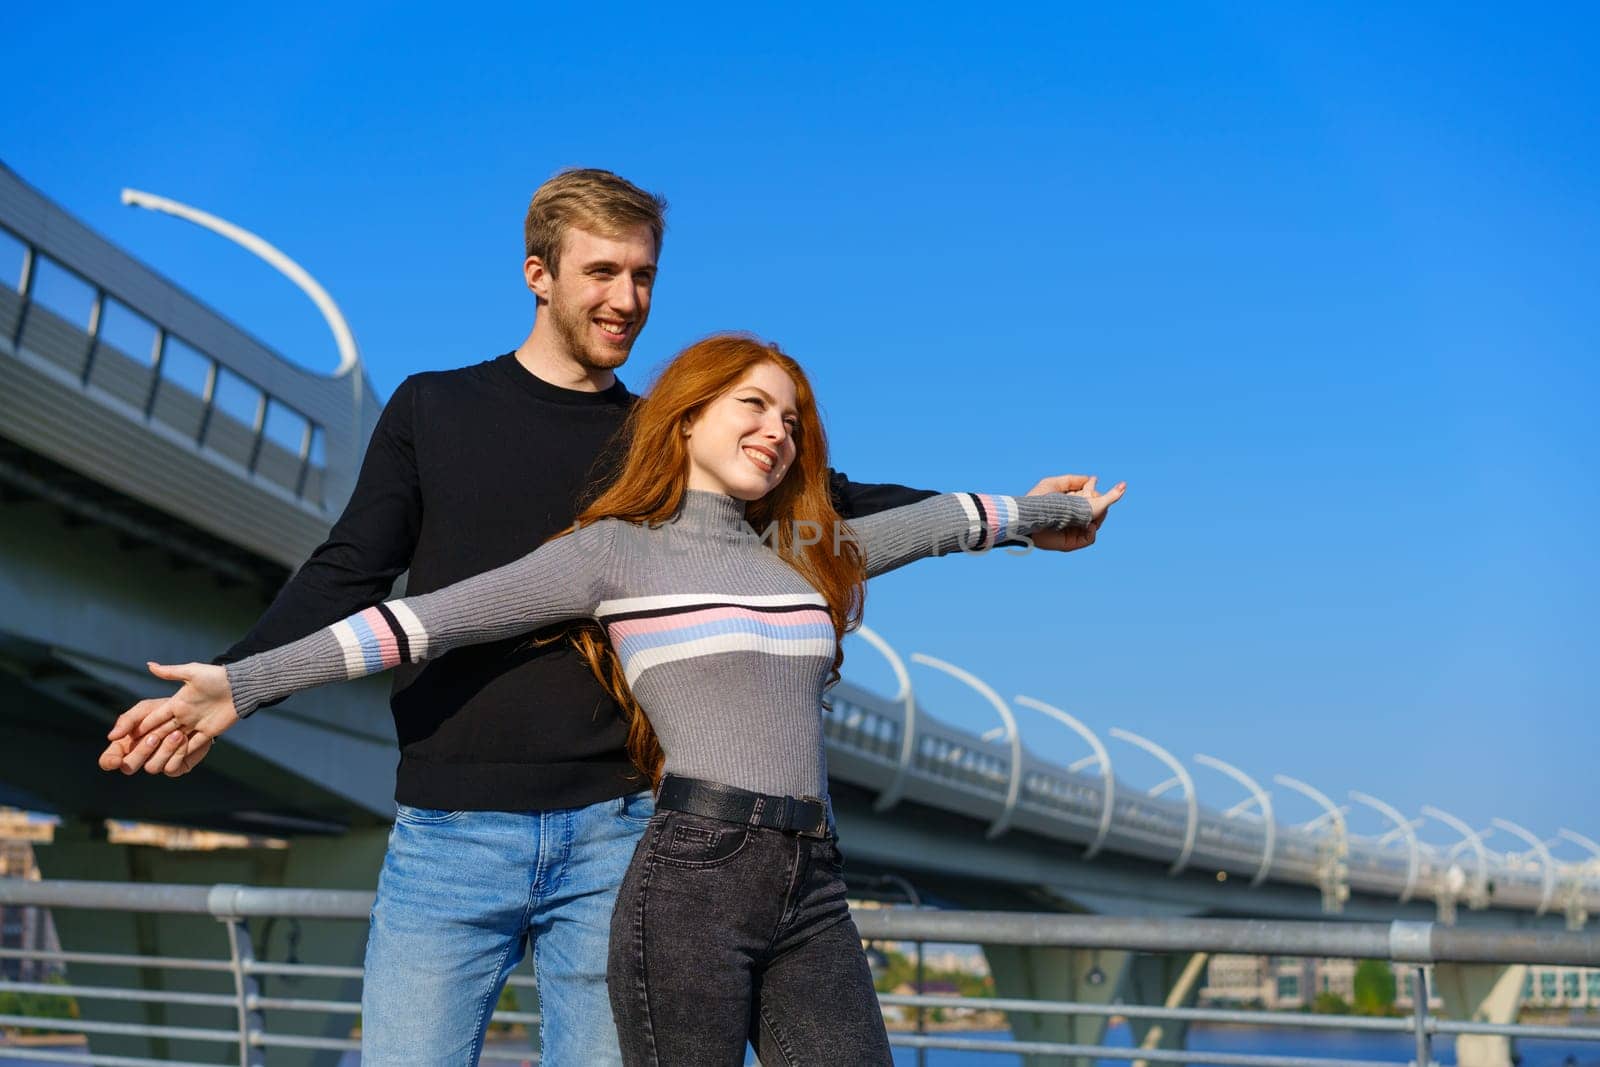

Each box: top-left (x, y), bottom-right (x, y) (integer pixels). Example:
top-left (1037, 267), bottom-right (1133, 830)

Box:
top-left (1026, 474), bottom-right (1127, 552)
top-left (1071, 476), bottom-right (1127, 528)
top-left (97, 662), bottom-right (239, 777)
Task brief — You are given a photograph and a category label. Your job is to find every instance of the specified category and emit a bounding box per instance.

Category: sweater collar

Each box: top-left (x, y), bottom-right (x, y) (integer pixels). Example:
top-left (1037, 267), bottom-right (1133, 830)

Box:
top-left (495, 352), bottom-right (634, 408)
top-left (673, 489), bottom-right (750, 531)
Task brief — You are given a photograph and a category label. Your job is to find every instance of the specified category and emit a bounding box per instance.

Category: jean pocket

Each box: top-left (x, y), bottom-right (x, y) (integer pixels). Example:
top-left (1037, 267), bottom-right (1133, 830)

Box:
top-left (613, 790), bottom-right (656, 825)
top-left (393, 804), bottom-right (465, 825)
top-left (652, 815), bottom-right (750, 868)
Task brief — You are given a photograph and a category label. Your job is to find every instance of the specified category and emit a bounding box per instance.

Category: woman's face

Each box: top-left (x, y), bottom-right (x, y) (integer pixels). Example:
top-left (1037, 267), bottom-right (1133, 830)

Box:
top-left (684, 362), bottom-right (800, 501)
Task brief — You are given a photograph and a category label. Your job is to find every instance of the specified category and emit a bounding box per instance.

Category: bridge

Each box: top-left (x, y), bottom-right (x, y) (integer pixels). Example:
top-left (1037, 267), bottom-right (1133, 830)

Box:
top-left (2, 163), bottom-right (1595, 1066)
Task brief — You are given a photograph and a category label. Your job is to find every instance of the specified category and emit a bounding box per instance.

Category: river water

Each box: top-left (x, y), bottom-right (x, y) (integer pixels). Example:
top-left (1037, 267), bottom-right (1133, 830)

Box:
top-left (889, 1023), bottom-right (1600, 1066)
top-left (6, 1022), bottom-right (1598, 1064)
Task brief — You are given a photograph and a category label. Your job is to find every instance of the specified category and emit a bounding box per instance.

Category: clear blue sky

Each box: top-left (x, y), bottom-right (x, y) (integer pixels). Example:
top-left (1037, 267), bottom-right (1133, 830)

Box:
top-left (4, 5), bottom-right (1594, 847)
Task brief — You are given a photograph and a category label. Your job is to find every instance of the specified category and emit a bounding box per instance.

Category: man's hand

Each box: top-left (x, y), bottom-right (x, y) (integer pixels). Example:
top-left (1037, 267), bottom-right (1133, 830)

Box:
top-left (97, 662), bottom-right (239, 778)
top-left (1024, 474), bottom-right (1127, 552)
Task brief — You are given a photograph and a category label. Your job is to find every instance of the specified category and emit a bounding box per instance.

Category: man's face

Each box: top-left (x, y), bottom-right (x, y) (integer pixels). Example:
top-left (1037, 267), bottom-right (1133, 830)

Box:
top-left (532, 225), bottom-right (657, 371)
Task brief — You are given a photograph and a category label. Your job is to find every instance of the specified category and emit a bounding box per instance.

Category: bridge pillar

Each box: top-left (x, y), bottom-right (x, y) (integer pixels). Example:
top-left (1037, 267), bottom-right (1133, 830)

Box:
top-left (36, 819), bottom-right (391, 1067)
top-left (1432, 962), bottom-right (1526, 1067)
top-left (1122, 951), bottom-right (1207, 1062)
top-left (982, 945), bottom-right (1130, 1067)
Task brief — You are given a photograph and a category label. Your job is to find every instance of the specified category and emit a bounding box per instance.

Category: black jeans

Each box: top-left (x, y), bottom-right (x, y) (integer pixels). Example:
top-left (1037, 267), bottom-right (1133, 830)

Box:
top-left (606, 808), bottom-right (892, 1066)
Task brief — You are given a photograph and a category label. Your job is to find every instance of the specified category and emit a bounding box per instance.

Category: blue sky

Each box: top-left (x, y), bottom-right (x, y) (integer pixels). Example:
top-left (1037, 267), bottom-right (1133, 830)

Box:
top-left (4, 4), bottom-right (1594, 847)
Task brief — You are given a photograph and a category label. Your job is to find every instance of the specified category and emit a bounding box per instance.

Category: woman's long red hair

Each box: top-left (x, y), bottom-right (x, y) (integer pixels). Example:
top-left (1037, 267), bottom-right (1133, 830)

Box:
top-left (561, 334), bottom-right (865, 789)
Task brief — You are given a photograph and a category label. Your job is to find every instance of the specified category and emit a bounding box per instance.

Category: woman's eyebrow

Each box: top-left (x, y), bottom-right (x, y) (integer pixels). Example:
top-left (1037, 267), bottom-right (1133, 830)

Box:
top-left (740, 386), bottom-right (797, 415)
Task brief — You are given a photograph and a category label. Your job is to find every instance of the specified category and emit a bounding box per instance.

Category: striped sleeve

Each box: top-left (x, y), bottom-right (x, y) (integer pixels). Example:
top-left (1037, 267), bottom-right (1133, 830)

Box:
top-left (225, 521), bottom-right (616, 717)
top-left (847, 492), bottom-right (1094, 580)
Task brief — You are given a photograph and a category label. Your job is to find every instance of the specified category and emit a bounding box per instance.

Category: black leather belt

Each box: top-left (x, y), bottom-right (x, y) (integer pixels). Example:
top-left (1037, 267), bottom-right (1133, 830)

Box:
top-left (657, 775), bottom-right (829, 838)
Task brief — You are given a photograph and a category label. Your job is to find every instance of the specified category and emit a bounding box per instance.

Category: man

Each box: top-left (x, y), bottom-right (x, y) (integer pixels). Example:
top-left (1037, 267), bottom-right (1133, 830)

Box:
top-left (100, 168), bottom-right (1109, 1064)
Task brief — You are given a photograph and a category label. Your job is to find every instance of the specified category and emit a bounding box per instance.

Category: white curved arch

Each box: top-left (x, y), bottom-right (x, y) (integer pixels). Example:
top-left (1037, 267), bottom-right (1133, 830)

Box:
top-left (1273, 776), bottom-right (1349, 849)
top-left (909, 654), bottom-right (1022, 839)
top-left (1195, 754), bottom-right (1274, 887)
top-left (853, 627), bottom-right (917, 814)
top-left (1423, 805), bottom-right (1490, 908)
top-left (1491, 818), bottom-right (1556, 916)
top-left (1558, 828), bottom-right (1600, 864)
top-left (1349, 791), bottom-right (1421, 904)
top-left (1015, 695), bottom-right (1115, 859)
top-left (1109, 729), bottom-right (1197, 875)
top-left (122, 189), bottom-right (362, 378)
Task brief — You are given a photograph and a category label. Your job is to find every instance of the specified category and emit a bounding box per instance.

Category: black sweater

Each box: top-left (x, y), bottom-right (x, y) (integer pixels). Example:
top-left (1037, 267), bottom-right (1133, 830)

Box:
top-left (220, 353), bottom-right (934, 811)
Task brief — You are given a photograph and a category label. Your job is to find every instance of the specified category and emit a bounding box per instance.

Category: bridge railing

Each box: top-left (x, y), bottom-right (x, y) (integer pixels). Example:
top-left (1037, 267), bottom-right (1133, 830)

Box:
top-left (1, 879), bottom-right (1597, 1066)
top-left (0, 165), bottom-right (380, 570)
top-left (823, 683), bottom-right (1600, 921)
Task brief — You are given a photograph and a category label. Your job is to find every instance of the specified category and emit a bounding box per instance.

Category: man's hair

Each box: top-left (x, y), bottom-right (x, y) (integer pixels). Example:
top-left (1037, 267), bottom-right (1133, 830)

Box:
top-left (524, 168), bottom-right (668, 274)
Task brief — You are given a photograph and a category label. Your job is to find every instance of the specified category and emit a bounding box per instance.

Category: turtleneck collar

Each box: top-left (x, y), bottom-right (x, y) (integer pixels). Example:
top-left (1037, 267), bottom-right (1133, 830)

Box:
top-left (673, 489), bottom-right (751, 531)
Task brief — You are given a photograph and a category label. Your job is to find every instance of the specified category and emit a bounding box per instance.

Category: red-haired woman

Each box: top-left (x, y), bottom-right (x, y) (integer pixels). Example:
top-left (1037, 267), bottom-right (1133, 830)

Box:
top-left (120, 334), bottom-right (1124, 1065)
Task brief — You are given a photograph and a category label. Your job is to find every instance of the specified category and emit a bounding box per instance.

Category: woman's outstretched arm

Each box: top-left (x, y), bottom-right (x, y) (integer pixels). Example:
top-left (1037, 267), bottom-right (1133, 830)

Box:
top-left (848, 482), bottom-right (1123, 579)
top-left (108, 521), bottom-right (618, 762)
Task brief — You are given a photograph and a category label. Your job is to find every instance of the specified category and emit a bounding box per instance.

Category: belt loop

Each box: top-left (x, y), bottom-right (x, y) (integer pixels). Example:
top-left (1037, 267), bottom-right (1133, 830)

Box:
top-left (750, 795), bottom-right (765, 829)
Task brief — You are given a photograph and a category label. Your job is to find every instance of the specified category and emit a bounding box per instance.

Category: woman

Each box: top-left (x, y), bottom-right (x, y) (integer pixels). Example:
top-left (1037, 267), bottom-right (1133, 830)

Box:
top-left (126, 334), bottom-right (1123, 1065)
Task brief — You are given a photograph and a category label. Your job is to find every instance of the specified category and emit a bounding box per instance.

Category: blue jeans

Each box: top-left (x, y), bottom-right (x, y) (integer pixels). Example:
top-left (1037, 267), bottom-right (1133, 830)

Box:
top-left (360, 790), bottom-right (655, 1065)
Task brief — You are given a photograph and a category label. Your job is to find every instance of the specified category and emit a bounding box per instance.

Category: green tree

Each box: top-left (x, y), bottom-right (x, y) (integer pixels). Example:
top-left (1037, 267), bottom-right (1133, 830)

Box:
top-left (1352, 959), bottom-right (1397, 1016)
top-left (0, 976), bottom-right (80, 1036)
top-left (1313, 991), bottom-right (1352, 1015)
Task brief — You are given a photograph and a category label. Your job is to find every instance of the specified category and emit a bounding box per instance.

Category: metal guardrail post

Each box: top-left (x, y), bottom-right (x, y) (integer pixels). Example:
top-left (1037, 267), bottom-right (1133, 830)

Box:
top-left (1016, 695), bottom-right (1117, 859)
top-left (1351, 791), bottom-right (1421, 904)
top-left (294, 418), bottom-right (316, 498)
top-left (12, 237), bottom-right (35, 347)
top-left (858, 626), bottom-right (918, 815)
top-left (245, 389), bottom-right (269, 474)
top-left (196, 358), bottom-right (220, 447)
top-left (1491, 817), bottom-right (1557, 916)
top-left (1411, 965), bottom-right (1431, 1066)
top-left (909, 654), bottom-right (1022, 839)
top-left (144, 327), bottom-right (169, 418)
top-left (873, 874), bottom-right (926, 1067)
top-left (79, 285), bottom-right (106, 384)
top-left (1196, 754), bottom-right (1275, 886)
top-left (221, 916), bottom-right (267, 1067)
top-left (1112, 728), bottom-right (1199, 876)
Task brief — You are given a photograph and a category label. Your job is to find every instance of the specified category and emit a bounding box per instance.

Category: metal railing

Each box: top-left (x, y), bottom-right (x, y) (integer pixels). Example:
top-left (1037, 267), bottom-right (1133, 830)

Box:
top-left (1, 878), bottom-right (1596, 1066)
top-left (823, 676), bottom-right (1600, 926)
top-left (0, 163), bottom-right (381, 572)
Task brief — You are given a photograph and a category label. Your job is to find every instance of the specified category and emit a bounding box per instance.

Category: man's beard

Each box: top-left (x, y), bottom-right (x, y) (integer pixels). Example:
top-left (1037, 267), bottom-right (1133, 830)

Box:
top-left (549, 297), bottom-right (633, 371)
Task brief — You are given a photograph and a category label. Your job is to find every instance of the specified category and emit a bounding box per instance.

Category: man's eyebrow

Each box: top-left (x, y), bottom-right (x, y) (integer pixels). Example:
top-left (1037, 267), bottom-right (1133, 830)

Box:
top-left (580, 259), bottom-right (656, 274)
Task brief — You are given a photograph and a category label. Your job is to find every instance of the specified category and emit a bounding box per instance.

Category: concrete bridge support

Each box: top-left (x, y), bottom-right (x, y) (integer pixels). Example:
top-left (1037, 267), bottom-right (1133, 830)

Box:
top-left (1432, 962), bottom-right (1527, 1067)
top-left (982, 945), bottom-right (1138, 1067)
top-left (983, 946), bottom-right (1205, 1067)
top-left (1122, 951), bottom-right (1207, 1063)
top-left (36, 820), bottom-right (392, 1067)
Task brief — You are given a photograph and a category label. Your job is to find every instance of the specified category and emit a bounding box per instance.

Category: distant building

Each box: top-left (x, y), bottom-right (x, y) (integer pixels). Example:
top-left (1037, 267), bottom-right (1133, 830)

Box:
top-left (1200, 954), bottom-right (1266, 1004)
top-left (0, 812), bottom-right (64, 983)
top-left (1522, 965), bottom-right (1600, 1009)
top-left (1201, 955), bottom-right (1364, 1010)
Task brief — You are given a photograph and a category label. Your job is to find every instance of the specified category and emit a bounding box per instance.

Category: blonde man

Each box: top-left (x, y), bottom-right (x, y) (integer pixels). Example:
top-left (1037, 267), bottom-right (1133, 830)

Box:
top-left (105, 168), bottom-right (944, 1064)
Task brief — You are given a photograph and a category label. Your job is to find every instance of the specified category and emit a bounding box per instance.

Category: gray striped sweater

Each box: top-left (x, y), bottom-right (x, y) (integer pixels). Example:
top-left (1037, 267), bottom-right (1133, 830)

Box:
top-left (226, 490), bottom-right (1093, 798)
